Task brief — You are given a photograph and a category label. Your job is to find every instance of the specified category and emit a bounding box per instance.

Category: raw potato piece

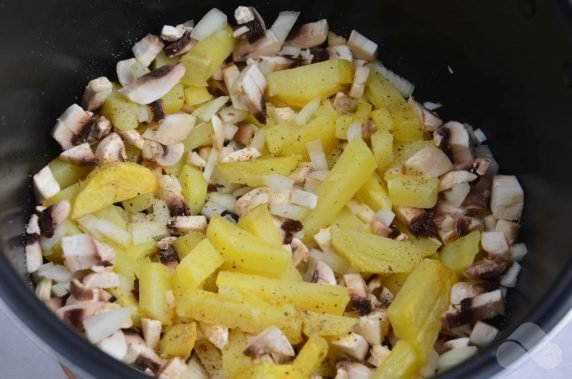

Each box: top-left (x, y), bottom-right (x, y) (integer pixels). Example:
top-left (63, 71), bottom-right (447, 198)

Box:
top-left (387, 173), bottom-right (439, 209)
top-left (216, 271), bottom-right (350, 315)
top-left (72, 162), bottom-right (158, 219)
top-left (440, 231), bottom-right (481, 274)
top-left (331, 228), bottom-right (425, 274)
top-left (293, 335), bottom-right (329, 376)
top-left (266, 59), bottom-right (354, 107)
top-left (302, 138), bottom-right (377, 240)
top-left (216, 156), bottom-right (299, 187)
top-left (371, 340), bottom-right (418, 379)
top-left (139, 262), bottom-right (175, 326)
top-left (159, 323), bottom-right (197, 359)
top-left (301, 311), bottom-right (358, 337)
top-left (242, 363), bottom-right (304, 379)
top-left (387, 259), bottom-right (457, 366)
top-left (176, 290), bottom-right (302, 343)
top-left (173, 231), bottom-right (206, 260)
top-left (178, 164), bottom-right (208, 214)
top-left (101, 88), bottom-right (140, 131)
top-left (207, 216), bottom-right (291, 275)
top-left (237, 205), bottom-right (283, 246)
top-left (222, 330), bottom-right (251, 379)
top-left (174, 239), bottom-right (224, 296)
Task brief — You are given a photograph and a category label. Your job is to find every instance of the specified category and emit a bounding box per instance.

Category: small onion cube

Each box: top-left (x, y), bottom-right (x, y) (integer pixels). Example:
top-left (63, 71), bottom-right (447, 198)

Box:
top-left (290, 189), bottom-right (318, 209)
top-left (307, 139), bottom-right (328, 171)
top-left (270, 203), bottom-right (308, 220)
top-left (263, 174), bottom-right (295, 190)
top-left (191, 8), bottom-right (228, 41)
top-left (83, 307), bottom-right (134, 344)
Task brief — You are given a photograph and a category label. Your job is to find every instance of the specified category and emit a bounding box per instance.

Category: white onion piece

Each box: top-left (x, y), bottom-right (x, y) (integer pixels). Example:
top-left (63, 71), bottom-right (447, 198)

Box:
top-left (295, 97), bottom-right (321, 125)
top-left (307, 140), bottom-right (328, 171)
top-left (270, 203), bottom-right (308, 220)
top-left (308, 249), bottom-right (350, 274)
top-left (444, 182), bottom-right (471, 207)
top-left (77, 215), bottom-right (131, 248)
top-left (84, 307), bottom-right (134, 344)
top-left (346, 121), bottom-right (363, 141)
top-left (223, 123), bottom-right (239, 140)
top-left (263, 174), bottom-right (295, 190)
top-left (270, 11), bottom-right (300, 44)
top-left (37, 263), bottom-right (72, 283)
top-left (208, 193), bottom-right (235, 210)
top-left (191, 8), bottom-right (227, 41)
top-left (500, 262), bottom-right (521, 288)
top-left (51, 282), bottom-right (70, 297)
top-left (375, 208), bottom-right (395, 226)
top-left (373, 61), bottom-right (415, 98)
top-left (308, 170), bottom-right (329, 181)
top-left (203, 148), bottom-right (219, 181)
top-left (437, 346), bottom-right (477, 373)
top-left (249, 128), bottom-right (266, 151)
top-left (97, 330), bottom-right (128, 361)
top-left (193, 96), bottom-right (229, 122)
top-left (423, 101), bottom-right (442, 111)
top-left (129, 222), bottom-right (168, 245)
top-left (291, 189), bottom-right (318, 209)
top-left (211, 115), bottom-right (225, 150)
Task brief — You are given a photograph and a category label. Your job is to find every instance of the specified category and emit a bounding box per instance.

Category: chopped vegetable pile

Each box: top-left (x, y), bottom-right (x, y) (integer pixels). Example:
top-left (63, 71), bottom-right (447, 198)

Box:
top-left (26, 6), bottom-right (526, 379)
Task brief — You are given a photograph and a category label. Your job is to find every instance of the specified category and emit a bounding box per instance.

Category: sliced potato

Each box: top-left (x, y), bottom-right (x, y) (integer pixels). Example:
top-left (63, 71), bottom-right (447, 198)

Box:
top-left (174, 239), bottom-right (224, 295)
top-left (301, 311), bottom-right (358, 337)
top-left (159, 323), bottom-right (197, 359)
top-left (294, 334), bottom-right (329, 376)
top-left (139, 262), bottom-right (174, 325)
top-left (216, 156), bottom-right (299, 187)
top-left (72, 162), bottom-right (157, 219)
top-left (387, 173), bottom-right (439, 209)
top-left (237, 205), bottom-right (283, 246)
top-left (371, 340), bottom-right (419, 379)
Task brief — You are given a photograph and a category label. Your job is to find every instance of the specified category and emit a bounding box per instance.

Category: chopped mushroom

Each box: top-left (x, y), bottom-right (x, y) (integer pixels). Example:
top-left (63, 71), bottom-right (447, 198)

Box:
top-left (33, 165), bottom-right (61, 201)
top-left (291, 237), bottom-right (310, 267)
top-left (450, 282), bottom-right (490, 305)
top-left (490, 175), bottom-right (524, 221)
top-left (95, 132), bottom-right (127, 163)
top-left (229, 63), bottom-right (267, 123)
top-left (60, 142), bottom-right (97, 166)
top-left (311, 261), bottom-right (336, 285)
top-left (469, 321), bottom-right (499, 348)
top-left (83, 271), bottom-right (121, 289)
top-left (285, 19), bottom-right (329, 49)
top-left (233, 187), bottom-right (270, 216)
top-left (329, 332), bottom-right (369, 360)
top-left (52, 104), bottom-right (95, 150)
top-left (161, 24), bottom-right (187, 41)
top-left (233, 30), bottom-right (281, 61)
top-left (97, 330), bottom-right (128, 361)
top-left (443, 337), bottom-right (470, 351)
top-left (221, 147), bottom-right (261, 163)
top-left (439, 170), bottom-right (478, 192)
top-left (116, 58), bottom-right (138, 86)
top-left (62, 234), bottom-right (115, 272)
top-left (354, 314), bottom-right (383, 346)
top-left (367, 345), bottom-right (390, 368)
top-left (409, 98), bottom-right (443, 132)
top-left (38, 200), bottom-right (71, 238)
top-left (243, 327), bottom-right (295, 363)
top-left (406, 146), bottom-right (454, 178)
top-left (120, 63), bottom-right (186, 105)
top-left (500, 261), bottom-right (521, 288)
top-left (170, 215), bottom-right (208, 233)
top-left (153, 114), bottom-right (196, 145)
top-left (132, 34), bottom-right (165, 67)
top-left (347, 30), bottom-right (378, 61)
top-left (434, 122), bottom-right (474, 170)
top-left (495, 220), bottom-right (520, 245)
top-left (158, 175), bottom-right (191, 216)
top-left (164, 31), bottom-right (195, 57)
top-left (344, 273), bottom-right (371, 315)
top-left (159, 358), bottom-right (188, 379)
top-left (25, 218), bottom-right (43, 272)
top-left (328, 45), bottom-right (353, 62)
top-left (349, 61), bottom-right (370, 99)
top-left (464, 255), bottom-right (508, 281)
top-left (480, 231), bottom-right (509, 257)
top-left (336, 360), bottom-right (373, 379)
top-left (200, 323), bottom-right (229, 350)
top-left (82, 76), bottom-right (113, 111)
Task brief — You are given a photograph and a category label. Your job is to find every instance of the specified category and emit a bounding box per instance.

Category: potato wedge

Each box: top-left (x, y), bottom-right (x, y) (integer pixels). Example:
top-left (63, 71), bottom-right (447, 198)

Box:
top-left (161, 83), bottom-right (185, 114)
top-left (371, 340), bottom-right (419, 379)
top-left (216, 156), bottom-right (299, 187)
top-left (266, 59), bottom-right (354, 107)
top-left (174, 239), bottom-right (224, 295)
top-left (301, 311), bottom-right (358, 337)
top-left (387, 259), bottom-right (457, 366)
top-left (216, 271), bottom-right (350, 315)
top-left (179, 164), bottom-right (208, 214)
top-left (440, 230), bottom-right (481, 273)
top-left (331, 228), bottom-right (425, 274)
top-left (49, 158), bottom-right (92, 189)
top-left (237, 205), bottom-right (282, 246)
top-left (294, 335), bottom-right (329, 376)
top-left (139, 262), bottom-right (174, 325)
top-left (355, 175), bottom-right (392, 212)
top-left (173, 231), bottom-right (206, 260)
top-left (207, 216), bottom-right (291, 275)
top-left (222, 330), bottom-right (251, 379)
top-left (72, 162), bottom-right (157, 219)
top-left (387, 173), bottom-right (439, 209)
top-left (242, 363), bottom-right (304, 379)
top-left (302, 138), bottom-right (377, 240)
top-left (159, 323), bottom-right (197, 359)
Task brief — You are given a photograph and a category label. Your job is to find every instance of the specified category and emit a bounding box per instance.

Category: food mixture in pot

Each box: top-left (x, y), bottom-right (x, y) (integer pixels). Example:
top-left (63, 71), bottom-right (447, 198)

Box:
top-left (26, 6), bottom-right (526, 378)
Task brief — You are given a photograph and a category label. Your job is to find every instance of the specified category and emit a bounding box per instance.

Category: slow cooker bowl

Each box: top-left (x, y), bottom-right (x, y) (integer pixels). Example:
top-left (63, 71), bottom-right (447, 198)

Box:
top-left (1, 0), bottom-right (571, 378)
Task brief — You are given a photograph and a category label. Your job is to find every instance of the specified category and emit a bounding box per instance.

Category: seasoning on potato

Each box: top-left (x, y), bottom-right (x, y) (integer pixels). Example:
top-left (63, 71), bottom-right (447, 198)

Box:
top-left (27, 5), bottom-right (526, 378)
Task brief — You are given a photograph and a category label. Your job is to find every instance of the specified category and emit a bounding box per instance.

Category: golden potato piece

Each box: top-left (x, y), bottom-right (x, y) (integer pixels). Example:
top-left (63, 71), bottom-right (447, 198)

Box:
top-left (72, 162), bottom-right (157, 219)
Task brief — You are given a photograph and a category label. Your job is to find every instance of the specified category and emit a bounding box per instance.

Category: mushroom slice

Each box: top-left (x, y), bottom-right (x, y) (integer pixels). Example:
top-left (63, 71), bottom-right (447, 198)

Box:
top-left (450, 282), bottom-right (491, 305)
top-left (344, 273), bottom-right (371, 316)
top-left (470, 289), bottom-right (505, 321)
top-left (222, 64), bottom-right (241, 91)
top-left (97, 330), bottom-right (128, 361)
top-left (472, 157), bottom-right (492, 176)
top-left (82, 76), bottom-right (113, 111)
top-left (147, 100), bottom-right (166, 122)
top-left (461, 176), bottom-right (491, 215)
top-left (119, 129), bottom-right (145, 150)
top-left (156, 143), bottom-right (185, 167)
top-left (311, 261), bottom-right (336, 285)
top-left (464, 255), bottom-right (509, 281)
top-left (158, 175), bottom-right (191, 217)
top-left (132, 34), bottom-right (165, 67)
top-left (469, 321), bottom-right (499, 348)
top-left (439, 170), bottom-right (478, 192)
top-left (336, 360), bottom-right (373, 379)
top-left (490, 175), bottom-right (524, 221)
top-left (329, 332), bottom-right (369, 361)
top-left (232, 30), bottom-right (281, 61)
top-left (291, 237), bottom-right (310, 267)
top-left (38, 200), bottom-right (71, 238)
top-left (239, 7), bottom-right (266, 44)
top-left (480, 231), bottom-right (509, 257)
top-left (153, 114), bottom-right (196, 145)
top-left (161, 24), bottom-right (187, 41)
top-left (83, 307), bottom-right (134, 344)
top-left (406, 146), bottom-right (454, 178)
top-left (164, 31), bottom-right (196, 58)
top-left (243, 327), bottom-right (295, 362)
top-left (83, 271), bottom-right (121, 289)
top-left (409, 98), bottom-right (443, 132)
top-left (395, 207), bottom-right (437, 238)
top-left (33, 165), bottom-right (61, 201)
top-left (125, 331), bottom-right (165, 373)
top-left (333, 92), bottom-right (357, 113)
top-left (25, 214), bottom-right (43, 273)
top-left (60, 142), bottom-right (96, 166)
top-left (159, 358), bottom-right (188, 379)
top-left (120, 63), bottom-right (186, 105)
top-left (284, 19), bottom-right (329, 49)
top-left (52, 104), bottom-right (94, 150)
top-left (200, 323), bottom-right (229, 350)
top-left (62, 234), bottom-right (115, 272)
top-left (221, 147), bottom-right (261, 163)
top-left (141, 318), bottom-right (162, 349)
top-left (233, 187), bottom-right (270, 216)
top-left (95, 132), bottom-right (127, 163)
top-left (170, 216), bottom-right (208, 233)
top-left (117, 58), bottom-right (137, 86)
top-left (434, 122), bottom-right (474, 170)
top-left (500, 261), bottom-right (521, 288)
top-left (229, 63), bottom-right (267, 123)
top-left (368, 345), bottom-right (391, 368)
top-left (328, 45), bottom-right (353, 62)
top-left (347, 30), bottom-right (378, 61)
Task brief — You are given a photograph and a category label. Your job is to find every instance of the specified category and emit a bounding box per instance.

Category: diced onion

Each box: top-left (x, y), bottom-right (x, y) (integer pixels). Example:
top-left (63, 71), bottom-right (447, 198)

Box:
top-left (373, 61), bottom-right (415, 98)
top-left (307, 140), bottom-right (328, 171)
top-left (308, 248), bottom-right (350, 274)
top-left (423, 101), bottom-right (442, 111)
top-left (203, 148), bottom-right (219, 181)
top-left (346, 121), bottom-right (363, 141)
top-left (208, 192), bottom-right (236, 210)
top-left (84, 307), bottom-right (134, 344)
top-left (263, 174), bottom-right (295, 190)
top-left (375, 208), bottom-right (395, 227)
top-left (270, 203), bottom-right (308, 220)
top-left (51, 282), bottom-right (70, 297)
top-left (249, 128), bottom-right (266, 151)
top-left (291, 189), bottom-right (318, 209)
top-left (313, 228), bottom-right (332, 251)
top-left (211, 114), bottom-right (225, 150)
top-left (270, 11), bottom-right (300, 44)
top-left (295, 97), bottom-right (321, 125)
top-left (191, 8), bottom-right (228, 41)
top-left (223, 123), bottom-right (239, 140)
top-left (308, 170), bottom-right (329, 181)
top-left (193, 96), bottom-right (229, 122)
top-left (129, 222), bottom-right (168, 245)
top-left (37, 263), bottom-right (72, 283)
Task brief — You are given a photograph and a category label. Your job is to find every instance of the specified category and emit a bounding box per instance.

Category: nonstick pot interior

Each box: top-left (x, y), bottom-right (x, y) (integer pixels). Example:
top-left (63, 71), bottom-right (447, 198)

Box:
top-left (1, 1), bottom-right (571, 378)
